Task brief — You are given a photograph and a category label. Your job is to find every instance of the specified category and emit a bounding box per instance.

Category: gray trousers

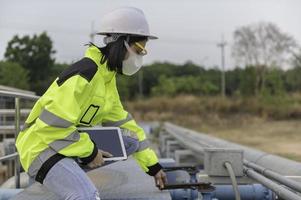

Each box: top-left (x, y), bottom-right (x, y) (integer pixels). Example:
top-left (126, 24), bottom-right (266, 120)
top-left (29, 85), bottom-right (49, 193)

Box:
top-left (31, 135), bottom-right (139, 200)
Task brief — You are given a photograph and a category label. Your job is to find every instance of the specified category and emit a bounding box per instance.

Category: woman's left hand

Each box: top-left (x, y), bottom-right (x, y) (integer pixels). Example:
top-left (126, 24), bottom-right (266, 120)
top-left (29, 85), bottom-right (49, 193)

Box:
top-left (154, 169), bottom-right (168, 190)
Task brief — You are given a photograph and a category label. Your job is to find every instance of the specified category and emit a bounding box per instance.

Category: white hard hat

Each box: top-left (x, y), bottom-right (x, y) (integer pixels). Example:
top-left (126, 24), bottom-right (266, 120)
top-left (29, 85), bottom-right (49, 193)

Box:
top-left (97, 7), bottom-right (158, 40)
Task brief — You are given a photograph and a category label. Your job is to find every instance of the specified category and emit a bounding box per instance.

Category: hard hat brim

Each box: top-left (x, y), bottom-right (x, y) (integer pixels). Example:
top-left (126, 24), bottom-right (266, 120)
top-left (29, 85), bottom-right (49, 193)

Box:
top-left (96, 31), bottom-right (158, 40)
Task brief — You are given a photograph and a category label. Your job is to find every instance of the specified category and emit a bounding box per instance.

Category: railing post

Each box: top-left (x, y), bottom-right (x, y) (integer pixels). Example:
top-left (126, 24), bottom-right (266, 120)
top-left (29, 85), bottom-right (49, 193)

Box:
top-left (0, 90), bottom-right (39, 188)
top-left (14, 97), bottom-right (21, 188)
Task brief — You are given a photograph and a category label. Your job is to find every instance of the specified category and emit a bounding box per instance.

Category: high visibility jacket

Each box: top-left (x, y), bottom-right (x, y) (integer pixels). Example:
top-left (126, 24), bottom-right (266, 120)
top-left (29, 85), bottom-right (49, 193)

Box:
top-left (16, 46), bottom-right (162, 178)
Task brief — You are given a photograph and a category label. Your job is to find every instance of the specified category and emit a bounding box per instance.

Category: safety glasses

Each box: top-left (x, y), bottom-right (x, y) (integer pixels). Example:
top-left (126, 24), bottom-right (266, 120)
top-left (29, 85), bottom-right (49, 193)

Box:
top-left (133, 42), bottom-right (147, 56)
top-left (124, 41), bottom-right (148, 56)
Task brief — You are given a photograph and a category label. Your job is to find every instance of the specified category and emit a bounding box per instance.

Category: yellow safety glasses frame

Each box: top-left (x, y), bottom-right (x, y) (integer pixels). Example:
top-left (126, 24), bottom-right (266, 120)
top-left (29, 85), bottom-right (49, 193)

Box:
top-left (134, 42), bottom-right (148, 56)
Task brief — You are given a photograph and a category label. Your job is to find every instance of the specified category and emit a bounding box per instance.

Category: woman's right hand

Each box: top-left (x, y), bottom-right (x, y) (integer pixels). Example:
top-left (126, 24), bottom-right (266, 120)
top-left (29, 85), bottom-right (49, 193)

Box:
top-left (87, 150), bottom-right (113, 168)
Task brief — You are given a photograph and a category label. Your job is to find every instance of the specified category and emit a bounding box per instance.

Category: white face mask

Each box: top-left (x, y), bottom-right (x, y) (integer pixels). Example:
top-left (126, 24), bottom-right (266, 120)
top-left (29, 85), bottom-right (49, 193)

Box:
top-left (122, 41), bottom-right (143, 76)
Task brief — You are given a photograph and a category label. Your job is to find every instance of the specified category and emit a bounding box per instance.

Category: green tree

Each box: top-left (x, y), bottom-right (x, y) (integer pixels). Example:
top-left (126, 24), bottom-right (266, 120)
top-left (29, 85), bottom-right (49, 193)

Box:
top-left (292, 49), bottom-right (301, 68)
top-left (239, 66), bottom-right (257, 96)
top-left (283, 50), bottom-right (301, 92)
top-left (138, 62), bottom-right (205, 96)
top-left (140, 62), bottom-right (180, 96)
top-left (116, 75), bottom-right (132, 100)
top-left (232, 22), bottom-right (298, 95)
top-left (284, 66), bottom-right (301, 92)
top-left (4, 32), bottom-right (56, 94)
top-left (151, 75), bottom-right (177, 96)
top-left (262, 69), bottom-right (284, 96)
top-left (0, 61), bottom-right (30, 90)
top-left (226, 68), bottom-right (243, 95)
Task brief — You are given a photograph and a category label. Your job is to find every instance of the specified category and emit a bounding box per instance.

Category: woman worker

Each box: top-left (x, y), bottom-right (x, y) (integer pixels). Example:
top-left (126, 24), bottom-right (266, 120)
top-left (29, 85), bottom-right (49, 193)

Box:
top-left (16, 7), bottom-right (167, 200)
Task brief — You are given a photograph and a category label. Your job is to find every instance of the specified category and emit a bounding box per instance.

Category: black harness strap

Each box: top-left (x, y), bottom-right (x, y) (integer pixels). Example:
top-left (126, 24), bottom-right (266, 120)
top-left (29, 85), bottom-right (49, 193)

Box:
top-left (35, 153), bottom-right (66, 184)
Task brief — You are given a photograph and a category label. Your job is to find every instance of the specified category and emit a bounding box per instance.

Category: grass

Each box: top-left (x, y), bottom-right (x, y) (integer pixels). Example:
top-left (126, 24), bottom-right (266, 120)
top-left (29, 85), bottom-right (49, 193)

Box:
top-left (204, 119), bottom-right (301, 162)
top-left (125, 94), bottom-right (301, 162)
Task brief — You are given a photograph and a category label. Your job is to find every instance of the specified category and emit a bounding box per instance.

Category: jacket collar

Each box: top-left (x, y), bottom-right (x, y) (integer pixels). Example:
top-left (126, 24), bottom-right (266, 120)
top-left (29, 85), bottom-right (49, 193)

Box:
top-left (85, 46), bottom-right (116, 83)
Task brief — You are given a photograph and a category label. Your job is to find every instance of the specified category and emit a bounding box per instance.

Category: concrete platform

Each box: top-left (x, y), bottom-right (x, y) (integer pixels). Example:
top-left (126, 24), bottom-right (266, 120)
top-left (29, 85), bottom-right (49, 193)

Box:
top-left (11, 158), bottom-right (171, 200)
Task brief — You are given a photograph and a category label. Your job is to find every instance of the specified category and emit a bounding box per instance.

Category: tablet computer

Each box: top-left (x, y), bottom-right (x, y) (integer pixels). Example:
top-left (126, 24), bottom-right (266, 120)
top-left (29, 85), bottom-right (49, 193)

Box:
top-left (77, 127), bottom-right (127, 162)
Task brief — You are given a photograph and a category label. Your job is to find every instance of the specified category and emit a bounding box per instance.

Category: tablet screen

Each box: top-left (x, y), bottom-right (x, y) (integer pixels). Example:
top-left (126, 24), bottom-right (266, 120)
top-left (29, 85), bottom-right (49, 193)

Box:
top-left (78, 127), bottom-right (127, 161)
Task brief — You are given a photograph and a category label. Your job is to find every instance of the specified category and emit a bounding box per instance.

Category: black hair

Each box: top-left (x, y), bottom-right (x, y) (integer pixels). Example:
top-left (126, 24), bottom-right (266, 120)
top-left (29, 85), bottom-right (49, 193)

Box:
top-left (90, 35), bottom-right (147, 74)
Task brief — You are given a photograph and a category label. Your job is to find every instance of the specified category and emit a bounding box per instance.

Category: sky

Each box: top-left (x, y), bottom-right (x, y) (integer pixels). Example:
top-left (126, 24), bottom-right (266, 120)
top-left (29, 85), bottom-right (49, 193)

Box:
top-left (0, 0), bottom-right (300, 69)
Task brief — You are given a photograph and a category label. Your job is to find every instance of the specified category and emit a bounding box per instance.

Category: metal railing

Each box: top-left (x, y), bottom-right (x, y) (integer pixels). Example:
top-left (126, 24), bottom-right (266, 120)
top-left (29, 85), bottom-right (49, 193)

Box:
top-left (0, 109), bottom-right (32, 139)
top-left (0, 90), bottom-right (39, 188)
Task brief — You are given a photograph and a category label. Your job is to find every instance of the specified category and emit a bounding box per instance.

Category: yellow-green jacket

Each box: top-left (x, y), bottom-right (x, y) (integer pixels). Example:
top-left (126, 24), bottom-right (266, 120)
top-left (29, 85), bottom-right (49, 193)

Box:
top-left (16, 46), bottom-right (162, 180)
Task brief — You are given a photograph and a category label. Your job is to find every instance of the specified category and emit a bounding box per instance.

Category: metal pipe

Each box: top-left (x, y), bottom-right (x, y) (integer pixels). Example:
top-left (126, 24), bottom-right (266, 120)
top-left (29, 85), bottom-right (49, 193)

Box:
top-left (0, 189), bottom-right (23, 200)
top-left (209, 184), bottom-right (274, 200)
top-left (224, 162), bottom-right (241, 200)
top-left (0, 109), bottom-right (31, 115)
top-left (244, 160), bottom-right (301, 194)
top-left (0, 90), bottom-right (39, 100)
top-left (14, 97), bottom-right (21, 189)
top-left (0, 125), bottom-right (23, 131)
top-left (0, 152), bottom-right (18, 162)
top-left (162, 125), bottom-right (210, 158)
top-left (164, 123), bottom-right (301, 177)
top-left (243, 167), bottom-right (301, 200)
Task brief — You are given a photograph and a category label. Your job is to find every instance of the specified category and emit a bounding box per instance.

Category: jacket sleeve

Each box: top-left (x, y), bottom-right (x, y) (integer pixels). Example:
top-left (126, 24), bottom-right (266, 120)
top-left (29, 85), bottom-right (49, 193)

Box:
top-left (33, 75), bottom-right (98, 164)
top-left (102, 77), bottom-right (162, 176)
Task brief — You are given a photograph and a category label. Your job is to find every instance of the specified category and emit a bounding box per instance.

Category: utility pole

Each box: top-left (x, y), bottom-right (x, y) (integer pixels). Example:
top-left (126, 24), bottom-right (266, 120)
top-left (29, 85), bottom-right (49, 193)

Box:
top-left (217, 35), bottom-right (227, 98)
top-left (90, 21), bottom-right (96, 43)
